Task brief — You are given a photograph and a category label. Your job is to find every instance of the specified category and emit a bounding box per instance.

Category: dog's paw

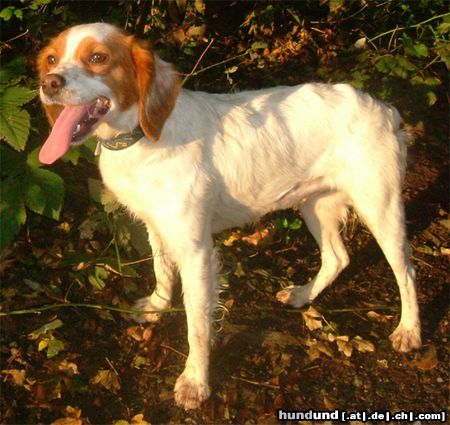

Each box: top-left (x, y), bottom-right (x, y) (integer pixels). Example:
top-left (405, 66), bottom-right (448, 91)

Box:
top-left (132, 294), bottom-right (170, 323)
top-left (276, 285), bottom-right (311, 308)
top-left (174, 373), bottom-right (210, 410)
top-left (389, 323), bottom-right (422, 352)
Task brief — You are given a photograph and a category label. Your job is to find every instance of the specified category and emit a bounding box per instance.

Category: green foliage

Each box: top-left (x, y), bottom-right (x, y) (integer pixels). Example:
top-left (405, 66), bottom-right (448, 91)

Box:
top-left (28, 319), bottom-right (65, 358)
top-left (0, 85), bottom-right (36, 151)
top-left (275, 217), bottom-right (302, 231)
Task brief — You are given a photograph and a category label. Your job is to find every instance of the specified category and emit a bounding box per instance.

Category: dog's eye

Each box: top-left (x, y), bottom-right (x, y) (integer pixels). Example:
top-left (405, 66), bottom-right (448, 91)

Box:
top-left (47, 55), bottom-right (57, 65)
top-left (89, 53), bottom-right (108, 64)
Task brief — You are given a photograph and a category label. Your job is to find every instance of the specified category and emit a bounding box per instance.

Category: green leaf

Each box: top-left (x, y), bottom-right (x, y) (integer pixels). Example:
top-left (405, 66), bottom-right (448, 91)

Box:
top-left (328, 0), bottom-right (344, 13)
top-left (88, 265), bottom-right (108, 290)
top-left (23, 167), bottom-right (65, 220)
top-left (251, 41), bottom-right (268, 50)
top-left (413, 43), bottom-right (428, 58)
top-left (0, 108), bottom-right (30, 151)
top-left (0, 179), bottom-right (26, 251)
top-left (288, 218), bottom-right (302, 230)
top-left (0, 86), bottom-right (36, 151)
top-left (1, 86), bottom-right (37, 108)
top-left (396, 56), bottom-right (415, 71)
top-left (0, 6), bottom-right (15, 21)
top-left (13, 9), bottom-right (23, 19)
top-left (374, 56), bottom-right (395, 73)
top-left (426, 91), bottom-right (437, 106)
top-left (38, 339), bottom-right (49, 351)
top-left (46, 339), bottom-right (65, 358)
top-left (29, 319), bottom-right (64, 340)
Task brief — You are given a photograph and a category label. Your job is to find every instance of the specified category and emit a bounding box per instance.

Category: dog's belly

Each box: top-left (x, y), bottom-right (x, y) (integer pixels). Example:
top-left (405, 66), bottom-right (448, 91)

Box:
top-left (211, 175), bottom-right (333, 232)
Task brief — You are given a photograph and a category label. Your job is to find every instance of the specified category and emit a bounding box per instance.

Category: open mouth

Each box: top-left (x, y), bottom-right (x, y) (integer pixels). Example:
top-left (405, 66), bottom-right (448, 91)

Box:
top-left (39, 96), bottom-right (111, 165)
top-left (71, 96), bottom-right (111, 142)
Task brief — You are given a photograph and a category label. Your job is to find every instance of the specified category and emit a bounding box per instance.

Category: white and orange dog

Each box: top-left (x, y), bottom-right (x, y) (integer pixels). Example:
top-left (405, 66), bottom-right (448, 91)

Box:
top-left (38, 23), bottom-right (421, 410)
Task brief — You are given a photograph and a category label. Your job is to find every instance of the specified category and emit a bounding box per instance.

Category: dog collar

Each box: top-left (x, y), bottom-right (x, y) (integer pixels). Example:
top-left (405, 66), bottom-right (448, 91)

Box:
top-left (96, 126), bottom-right (145, 152)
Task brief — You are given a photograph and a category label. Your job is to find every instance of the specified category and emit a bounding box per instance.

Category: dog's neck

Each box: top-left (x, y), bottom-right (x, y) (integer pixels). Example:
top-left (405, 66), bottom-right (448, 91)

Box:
top-left (95, 103), bottom-right (140, 141)
top-left (94, 89), bottom-right (204, 151)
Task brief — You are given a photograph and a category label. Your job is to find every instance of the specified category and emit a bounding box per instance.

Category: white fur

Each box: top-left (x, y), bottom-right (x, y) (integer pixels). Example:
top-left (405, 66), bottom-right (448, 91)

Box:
top-left (42, 23), bottom-right (421, 411)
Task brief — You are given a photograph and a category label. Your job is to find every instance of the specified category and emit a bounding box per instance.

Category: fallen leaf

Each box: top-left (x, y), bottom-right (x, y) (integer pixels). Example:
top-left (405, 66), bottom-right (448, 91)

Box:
top-left (142, 327), bottom-right (153, 342)
top-left (58, 359), bottom-right (79, 376)
top-left (242, 225), bottom-right (274, 247)
top-left (302, 306), bottom-right (323, 331)
top-left (2, 369), bottom-right (26, 386)
top-left (126, 326), bottom-right (144, 341)
top-left (223, 231), bottom-right (242, 247)
top-left (412, 345), bottom-right (438, 371)
top-left (305, 338), bottom-right (334, 361)
top-left (352, 336), bottom-right (375, 353)
top-left (91, 369), bottom-right (121, 391)
top-left (377, 359), bottom-right (389, 369)
top-left (336, 335), bottom-right (353, 357)
top-left (366, 311), bottom-right (394, 322)
top-left (131, 413), bottom-right (151, 425)
top-left (51, 406), bottom-right (82, 425)
top-left (440, 247), bottom-right (450, 256)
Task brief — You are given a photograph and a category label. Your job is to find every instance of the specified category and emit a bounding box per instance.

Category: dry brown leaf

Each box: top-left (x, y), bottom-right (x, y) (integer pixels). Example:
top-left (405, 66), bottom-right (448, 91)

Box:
top-left (366, 311), bottom-right (394, 322)
top-left (126, 326), bottom-right (144, 341)
top-left (2, 369), bottom-right (26, 386)
top-left (336, 335), bottom-right (353, 357)
top-left (223, 231), bottom-right (242, 247)
top-left (352, 336), bottom-right (375, 353)
top-left (58, 359), bottom-right (79, 375)
top-left (305, 338), bottom-right (333, 361)
top-left (302, 306), bottom-right (324, 331)
top-left (91, 369), bottom-right (121, 391)
top-left (131, 413), bottom-right (151, 425)
top-left (51, 406), bottom-right (82, 425)
top-left (242, 225), bottom-right (275, 247)
top-left (412, 345), bottom-right (438, 371)
top-left (142, 327), bottom-right (153, 342)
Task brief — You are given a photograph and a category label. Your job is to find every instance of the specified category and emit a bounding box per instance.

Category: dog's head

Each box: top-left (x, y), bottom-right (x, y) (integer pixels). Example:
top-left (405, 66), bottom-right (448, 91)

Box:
top-left (37, 23), bottom-right (180, 164)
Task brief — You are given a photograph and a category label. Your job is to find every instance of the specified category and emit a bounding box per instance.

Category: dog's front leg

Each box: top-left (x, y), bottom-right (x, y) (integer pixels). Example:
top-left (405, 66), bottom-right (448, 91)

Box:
top-left (174, 243), bottom-right (214, 410)
top-left (133, 226), bottom-right (178, 323)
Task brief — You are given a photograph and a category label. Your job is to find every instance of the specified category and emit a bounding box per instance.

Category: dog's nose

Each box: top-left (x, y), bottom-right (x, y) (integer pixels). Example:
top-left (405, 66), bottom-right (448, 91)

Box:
top-left (41, 73), bottom-right (66, 97)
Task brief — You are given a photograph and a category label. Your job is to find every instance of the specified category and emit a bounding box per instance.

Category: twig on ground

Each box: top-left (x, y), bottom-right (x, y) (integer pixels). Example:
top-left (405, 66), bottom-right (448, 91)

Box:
top-left (161, 343), bottom-right (188, 359)
top-left (231, 375), bottom-right (280, 389)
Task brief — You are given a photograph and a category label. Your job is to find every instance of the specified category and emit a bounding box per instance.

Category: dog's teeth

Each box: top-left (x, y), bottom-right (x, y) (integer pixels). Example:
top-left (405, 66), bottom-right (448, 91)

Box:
top-left (74, 124), bottom-right (81, 134)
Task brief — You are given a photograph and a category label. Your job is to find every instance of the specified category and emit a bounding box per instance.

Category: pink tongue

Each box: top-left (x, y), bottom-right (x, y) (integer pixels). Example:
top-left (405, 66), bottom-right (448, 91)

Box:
top-left (39, 103), bottom-right (90, 164)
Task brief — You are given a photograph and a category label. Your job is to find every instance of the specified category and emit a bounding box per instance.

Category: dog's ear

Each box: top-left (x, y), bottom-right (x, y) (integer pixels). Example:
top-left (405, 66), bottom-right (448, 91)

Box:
top-left (130, 38), bottom-right (180, 142)
top-left (37, 46), bottom-right (64, 125)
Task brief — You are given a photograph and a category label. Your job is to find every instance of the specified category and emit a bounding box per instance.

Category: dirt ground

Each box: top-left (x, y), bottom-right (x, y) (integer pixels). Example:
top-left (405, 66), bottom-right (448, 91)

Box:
top-left (1, 136), bottom-right (448, 424)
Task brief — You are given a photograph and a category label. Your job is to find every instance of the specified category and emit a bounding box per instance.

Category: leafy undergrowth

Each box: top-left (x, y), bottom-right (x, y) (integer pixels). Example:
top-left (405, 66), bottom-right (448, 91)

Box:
top-left (1, 141), bottom-right (448, 424)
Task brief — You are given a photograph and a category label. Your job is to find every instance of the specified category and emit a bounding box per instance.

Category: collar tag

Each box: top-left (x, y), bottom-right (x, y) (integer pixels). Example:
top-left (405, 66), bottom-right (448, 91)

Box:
top-left (97, 127), bottom-right (145, 151)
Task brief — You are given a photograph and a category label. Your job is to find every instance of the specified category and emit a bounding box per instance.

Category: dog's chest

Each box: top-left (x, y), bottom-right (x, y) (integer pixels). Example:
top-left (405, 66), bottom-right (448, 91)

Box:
top-left (98, 148), bottom-right (174, 223)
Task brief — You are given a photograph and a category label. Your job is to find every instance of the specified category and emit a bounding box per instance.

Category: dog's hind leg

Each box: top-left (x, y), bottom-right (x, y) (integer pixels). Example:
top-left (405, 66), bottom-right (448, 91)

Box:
top-left (277, 191), bottom-right (350, 307)
top-left (351, 187), bottom-right (421, 352)
top-left (133, 226), bottom-right (178, 323)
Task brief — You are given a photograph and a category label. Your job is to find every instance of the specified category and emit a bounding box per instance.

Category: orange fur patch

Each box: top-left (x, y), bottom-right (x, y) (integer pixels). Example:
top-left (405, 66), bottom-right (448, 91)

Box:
top-left (37, 30), bottom-right (69, 125)
top-left (130, 38), bottom-right (180, 141)
top-left (74, 34), bottom-right (139, 111)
